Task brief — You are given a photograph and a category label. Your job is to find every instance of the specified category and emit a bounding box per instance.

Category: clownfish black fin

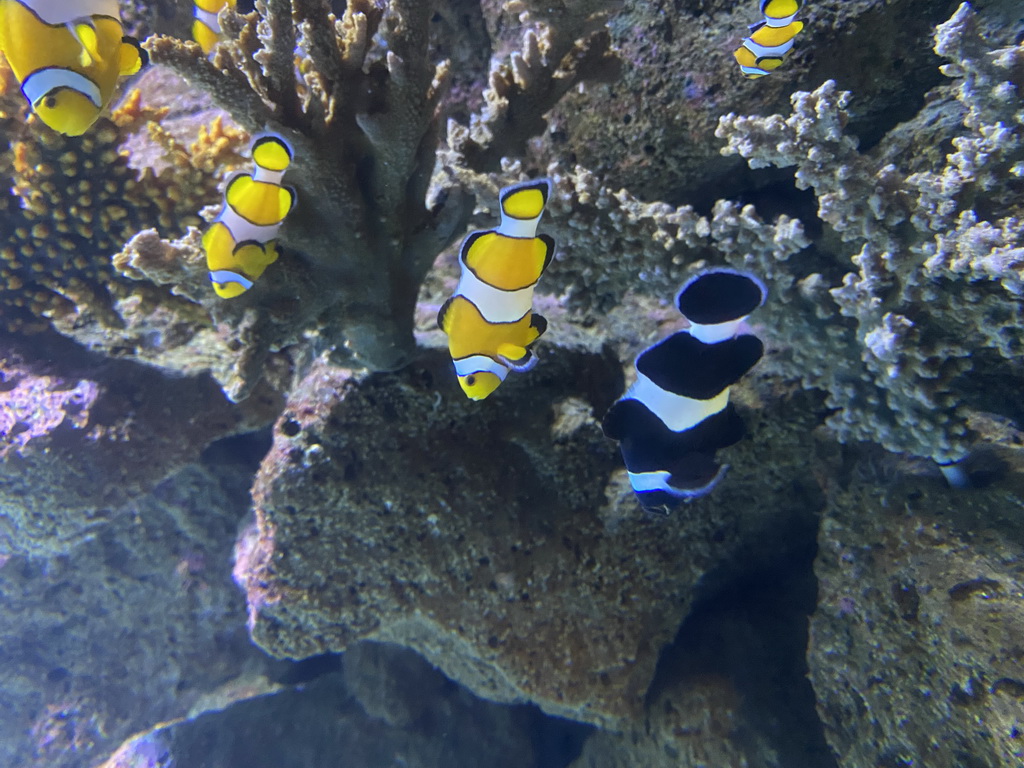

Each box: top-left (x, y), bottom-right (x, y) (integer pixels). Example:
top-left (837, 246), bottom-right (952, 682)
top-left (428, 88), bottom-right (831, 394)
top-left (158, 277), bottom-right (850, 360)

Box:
top-left (437, 296), bottom-right (455, 333)
top-left (527, 313), bottom-right (548, 343)
top-left (120, 36), bottom-right (147, 75)
top-left (539, 234), bottom-right (556, 273)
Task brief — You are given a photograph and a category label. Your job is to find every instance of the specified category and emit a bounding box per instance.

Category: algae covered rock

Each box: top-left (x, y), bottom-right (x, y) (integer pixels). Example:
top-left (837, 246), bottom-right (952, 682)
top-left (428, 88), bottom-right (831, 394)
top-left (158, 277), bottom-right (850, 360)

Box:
top-left (100, 653), bottom-right (566, 768)
top-left (0, 336), bottom-right (279, 555)
top-left (236, 345), bottom-right (827, 728)
top-left (0, 453), bottom-right (272, 768)
top-left (810, 459), bottom-right (1024, 768)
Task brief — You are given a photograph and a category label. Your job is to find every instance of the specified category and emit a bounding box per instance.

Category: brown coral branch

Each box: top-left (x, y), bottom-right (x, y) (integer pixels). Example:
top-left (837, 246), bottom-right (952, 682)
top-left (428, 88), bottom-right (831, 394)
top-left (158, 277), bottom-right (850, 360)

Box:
top-left (145, 35), bottom-right (274, 133)
top-left (254, 0), bottom-right (304, 127)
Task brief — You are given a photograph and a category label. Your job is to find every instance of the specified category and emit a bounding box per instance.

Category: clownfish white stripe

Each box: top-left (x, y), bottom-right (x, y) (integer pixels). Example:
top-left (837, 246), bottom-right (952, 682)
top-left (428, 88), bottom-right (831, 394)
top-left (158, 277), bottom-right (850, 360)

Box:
top-left (209, 270), bottom-right (253, 290)
top-left (496, 214), bottom-right (542, 240)
top-left (453, 355), bottom-right (510, 380)
top-left (193, 7), bottom-right (221, 33)
top-left (217, 205), bottom-right (284, 244)
top-left (628, 466), bottom-right (729, 497)
top-left (252, 166), bottom-right (286, 185)
top-left (21, 67), bottom-right (103, 108)
top-left (686, 319), bottom-right (747, 344)
top-left (627, 372), bottom-right (731, 433)
top-left (742, 37), bottom-right (795, 58)
top-left (626, 470), bottom-right (674, 493)
top-left (23, 0), bottom-right (120, 25)
top-left (455, 267), bottom-right (534, 324)
top-left (764, 12), bottom-right (798, 27)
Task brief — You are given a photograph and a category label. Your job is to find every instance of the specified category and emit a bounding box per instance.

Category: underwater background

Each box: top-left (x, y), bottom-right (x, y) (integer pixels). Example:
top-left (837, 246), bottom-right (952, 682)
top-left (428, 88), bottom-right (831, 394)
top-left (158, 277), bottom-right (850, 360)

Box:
top-left (1, 0), bottom-right (1023, 766)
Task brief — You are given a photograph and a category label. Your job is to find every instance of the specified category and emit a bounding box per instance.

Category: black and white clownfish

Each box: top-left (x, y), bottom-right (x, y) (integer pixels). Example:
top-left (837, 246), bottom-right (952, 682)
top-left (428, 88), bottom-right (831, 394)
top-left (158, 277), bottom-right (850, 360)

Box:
top-left (438, 179), bottom-right (555, 400)
top-left (0, 0), bottom-right (146, 136)
top-left (603, 269), bottom-right (767, 512)
top-left (192, 0), bottom-right (236, 56)
top-left (202, 133), bottom-right (296, 299)
top-left (734, 0), bottom-right (805, 79)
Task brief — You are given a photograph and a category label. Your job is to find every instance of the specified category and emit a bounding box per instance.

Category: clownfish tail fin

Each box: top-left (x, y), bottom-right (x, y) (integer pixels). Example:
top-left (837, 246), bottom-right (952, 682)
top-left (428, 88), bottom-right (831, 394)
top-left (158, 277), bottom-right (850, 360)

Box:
top-left (251, 133), bottom-right (293, 172)
top-left (499, 178), bottom-right (551, 220)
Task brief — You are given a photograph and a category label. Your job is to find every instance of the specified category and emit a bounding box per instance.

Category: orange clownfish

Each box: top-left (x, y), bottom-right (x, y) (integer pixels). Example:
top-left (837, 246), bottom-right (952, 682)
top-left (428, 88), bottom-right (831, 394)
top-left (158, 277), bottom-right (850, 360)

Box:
top-left (203, 133), bottom-right (296, 299)
top-left (438, 179), bottom-right (555, 401)
top-left (734, 0), bottom-right (805, 79)
top-left (0, 0), bottom-right (146, 136)
top-left (192, 0), bottom-right (236, 56)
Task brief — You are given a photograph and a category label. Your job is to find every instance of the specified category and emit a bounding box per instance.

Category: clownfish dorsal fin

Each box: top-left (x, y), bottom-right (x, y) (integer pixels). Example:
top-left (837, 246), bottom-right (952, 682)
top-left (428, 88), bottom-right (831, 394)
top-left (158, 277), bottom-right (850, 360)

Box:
top-left (119, 36), bottom-right (147, 76)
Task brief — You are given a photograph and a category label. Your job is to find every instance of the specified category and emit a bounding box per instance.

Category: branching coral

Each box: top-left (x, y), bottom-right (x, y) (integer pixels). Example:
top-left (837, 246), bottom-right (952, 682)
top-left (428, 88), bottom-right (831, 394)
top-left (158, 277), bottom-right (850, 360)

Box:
top-left (0, 52), bottom-right (247, 353)
top-left (143, 0), bottom-right (620, 392)
top-left (715, 2), bottom-right (1024, 462)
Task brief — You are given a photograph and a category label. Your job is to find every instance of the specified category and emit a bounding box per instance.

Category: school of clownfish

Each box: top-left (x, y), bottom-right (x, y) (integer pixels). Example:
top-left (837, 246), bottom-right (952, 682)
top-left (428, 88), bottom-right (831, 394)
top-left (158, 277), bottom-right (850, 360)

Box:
top-left (0, 0), bottom-right (809, 511)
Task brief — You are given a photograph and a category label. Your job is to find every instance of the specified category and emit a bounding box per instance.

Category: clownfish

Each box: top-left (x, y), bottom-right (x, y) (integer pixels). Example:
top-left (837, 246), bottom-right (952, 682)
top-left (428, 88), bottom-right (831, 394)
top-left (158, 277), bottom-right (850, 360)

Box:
top-left (438, 179), bottom-right (555, 400)
top-left (602, 269), bottom-right (767, 512)
top-left (0, 0), bottom-right (146, 136)
top-left (192, 0), bottom-right (236, 56)
top-left (734, 0), bottom-right (805, 79)
top-left (202, 133), bottom-right (296, 299)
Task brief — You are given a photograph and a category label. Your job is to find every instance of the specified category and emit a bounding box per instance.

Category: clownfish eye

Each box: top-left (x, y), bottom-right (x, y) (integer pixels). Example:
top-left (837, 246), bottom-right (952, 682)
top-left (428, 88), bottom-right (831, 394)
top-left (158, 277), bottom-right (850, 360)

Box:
top-left (466, 375), bottom-right (476, 386)
top-left (44, 96), bottom-right (57, 109)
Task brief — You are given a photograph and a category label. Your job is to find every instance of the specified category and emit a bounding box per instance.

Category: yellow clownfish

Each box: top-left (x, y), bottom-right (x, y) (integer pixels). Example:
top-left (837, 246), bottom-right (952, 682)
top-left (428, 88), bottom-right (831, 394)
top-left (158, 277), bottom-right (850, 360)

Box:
top-left (734, 0), bottom-right (805, 79)
top-left (202, 133), bottom-right (296, 299)
top-left (192, 0), bottom-right (236, 56)
top-left (0, 0), bottom-right (146, 136)
top-left (437, 179), bottom-right (554, 401)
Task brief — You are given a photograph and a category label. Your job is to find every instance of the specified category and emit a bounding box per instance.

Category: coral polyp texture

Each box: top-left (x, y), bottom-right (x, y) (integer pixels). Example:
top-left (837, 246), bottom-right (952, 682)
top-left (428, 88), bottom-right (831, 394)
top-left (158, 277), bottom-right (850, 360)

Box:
top-left (143, 0), bottom-right (620, 390)
top-left (714, 2), bottom-right (1023, 463)
top-left (0, 52), bottom-right (247, 349)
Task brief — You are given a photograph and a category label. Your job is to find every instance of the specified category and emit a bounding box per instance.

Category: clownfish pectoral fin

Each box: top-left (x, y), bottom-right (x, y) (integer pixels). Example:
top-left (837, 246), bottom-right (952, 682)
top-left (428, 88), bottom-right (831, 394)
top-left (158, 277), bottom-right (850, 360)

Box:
top-left (119, 36), bottom-right (147, 76)
top-left (526, 312), bottom-right (547, 344)
top-left (436, 296), bottom-right (455, 333)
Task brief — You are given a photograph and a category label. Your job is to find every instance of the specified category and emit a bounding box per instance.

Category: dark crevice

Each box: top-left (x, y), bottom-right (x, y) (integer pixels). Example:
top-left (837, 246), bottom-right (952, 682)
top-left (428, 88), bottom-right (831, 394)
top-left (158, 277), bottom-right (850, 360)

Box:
top-left (647, 513), bottom-right (837, 768)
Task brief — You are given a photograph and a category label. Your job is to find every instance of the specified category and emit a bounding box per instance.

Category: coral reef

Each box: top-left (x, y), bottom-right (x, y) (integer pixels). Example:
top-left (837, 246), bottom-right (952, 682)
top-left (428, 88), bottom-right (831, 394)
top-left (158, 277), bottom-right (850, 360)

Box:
top-left (809, 447), bottom-right (1024, 768)
top-left (712, 2), bottom-right (1023, 462)
top-left (0, 52), bottom-right (249, 355)
top-left (539, 0), bottom-right (957, 205)
top-left (2, 1), bottom-right (1023, 766)
top-left (237, 347), bottom-right (825, 727)
top-left (142, 0), bottom-right (619, 392)
top-left (0, 335), bottom-right (279, 555)
top-left (0, 455), bottom-right (275, 768)
top-left (100, 647), bottom-right (583, 768)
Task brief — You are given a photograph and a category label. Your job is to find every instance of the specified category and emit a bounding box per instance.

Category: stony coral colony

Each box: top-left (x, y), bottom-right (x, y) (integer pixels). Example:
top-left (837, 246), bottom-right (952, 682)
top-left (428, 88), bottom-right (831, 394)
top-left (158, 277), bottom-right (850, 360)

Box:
top-left (0, 0), bottom-right (1021, 477)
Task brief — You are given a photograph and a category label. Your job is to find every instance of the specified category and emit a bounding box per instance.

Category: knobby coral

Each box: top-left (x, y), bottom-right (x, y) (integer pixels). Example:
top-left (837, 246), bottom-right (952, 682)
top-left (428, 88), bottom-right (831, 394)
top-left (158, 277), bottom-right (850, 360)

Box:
top-left (0, 50), bottom-right (249, 357)
top-left (142, 0), bottom-right (620, 398)
top-left (714, 2), bottom-right (1022, 462)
